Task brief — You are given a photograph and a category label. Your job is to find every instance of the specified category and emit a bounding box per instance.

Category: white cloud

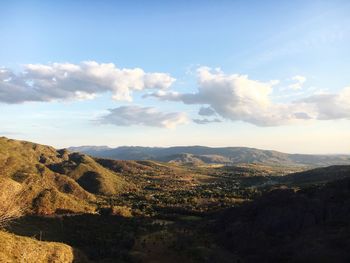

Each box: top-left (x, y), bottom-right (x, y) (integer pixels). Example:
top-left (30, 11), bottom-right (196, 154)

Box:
top-left (2, 63), bottom-right (349, 128)
top-left (99, 106), bottom-right (189, 128)
top-left (298, 87), bottom-right (350, 120)
top-left (142, 90), bottom-right (180, 100)
top-left (288, 75), bottom-right (306, 90)
top-left (148, 67), bottom-right (288, 126)
top-left (0, 61), bottom-right (175, 103)
top-left (148, 67), bottom-right (350, 126)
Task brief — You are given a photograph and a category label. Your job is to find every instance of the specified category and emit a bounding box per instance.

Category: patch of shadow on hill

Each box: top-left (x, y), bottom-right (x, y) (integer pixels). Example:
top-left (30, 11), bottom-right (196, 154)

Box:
top-left (214, 177), bottom-right (350, 263)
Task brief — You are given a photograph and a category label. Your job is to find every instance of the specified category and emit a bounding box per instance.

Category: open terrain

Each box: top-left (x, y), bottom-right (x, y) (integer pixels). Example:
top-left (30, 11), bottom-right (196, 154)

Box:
top-left (0, 137), bottom-right (350, 262)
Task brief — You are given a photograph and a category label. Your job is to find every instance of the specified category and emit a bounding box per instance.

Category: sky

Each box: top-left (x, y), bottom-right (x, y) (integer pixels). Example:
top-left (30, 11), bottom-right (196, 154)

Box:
top-left (1, 0), bottom-right (350, 154)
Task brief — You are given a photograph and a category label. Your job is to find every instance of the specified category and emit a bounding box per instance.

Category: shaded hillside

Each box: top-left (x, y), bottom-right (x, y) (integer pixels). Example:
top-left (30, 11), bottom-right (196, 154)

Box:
top-left (0, 137), bottom-right (131, 215)
top-left (215, 174), bottom-right (350, 263)
top-left (69, 145), bottom-right (350, 167)
top-left (281, 165), bottom-right (350, 186)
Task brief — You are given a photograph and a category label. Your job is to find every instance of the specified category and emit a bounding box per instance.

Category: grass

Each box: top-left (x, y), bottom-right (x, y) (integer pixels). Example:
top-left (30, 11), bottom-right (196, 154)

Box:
top-left (32, 188), bottom-right (95, 215)
top-left (0, 230), bottom-right (88, 263)
top-left (0, 178), bottom-right (24, 228)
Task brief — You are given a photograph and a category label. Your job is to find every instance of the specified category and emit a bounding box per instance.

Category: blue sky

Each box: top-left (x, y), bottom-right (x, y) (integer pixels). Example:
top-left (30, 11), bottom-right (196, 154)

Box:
top-left (1, 0), bottom-right (350, 153)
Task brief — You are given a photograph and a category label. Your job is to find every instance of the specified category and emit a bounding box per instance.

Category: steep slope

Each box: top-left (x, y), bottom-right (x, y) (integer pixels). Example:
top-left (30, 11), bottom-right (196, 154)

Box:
top-left (69, 145), bottom-right (350, 167)
top-left (0, 137), bottom-right (130, 214)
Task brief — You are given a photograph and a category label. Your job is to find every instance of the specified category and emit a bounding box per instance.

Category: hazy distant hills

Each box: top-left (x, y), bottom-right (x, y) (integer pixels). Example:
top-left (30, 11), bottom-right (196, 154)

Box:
top-left (68, 145), bottom-right (350, 167)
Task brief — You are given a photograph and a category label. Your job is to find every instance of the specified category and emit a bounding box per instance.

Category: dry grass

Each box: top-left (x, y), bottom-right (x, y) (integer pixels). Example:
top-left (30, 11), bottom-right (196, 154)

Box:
top-left (0, 230), bottom-right (86, 263)
top-left (32, 188), bottom-right (96, 215)
top-left (0, 179), bottom-right (24, 228)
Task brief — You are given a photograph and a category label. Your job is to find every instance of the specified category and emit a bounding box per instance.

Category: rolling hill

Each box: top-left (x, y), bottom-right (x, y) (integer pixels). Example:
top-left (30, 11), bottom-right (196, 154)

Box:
top-left (0, 137), bottom-right (131, 215)
top-left (69, 145), bottom-right (350, 167)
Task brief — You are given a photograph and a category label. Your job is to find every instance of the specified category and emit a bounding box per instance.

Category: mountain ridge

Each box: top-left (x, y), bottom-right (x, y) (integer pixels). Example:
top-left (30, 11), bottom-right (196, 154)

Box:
top-left (68, 145), bottom-right (350, 167)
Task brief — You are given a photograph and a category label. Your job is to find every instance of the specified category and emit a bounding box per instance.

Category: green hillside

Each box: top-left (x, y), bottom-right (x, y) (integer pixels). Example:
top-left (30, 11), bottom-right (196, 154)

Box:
top-left (0, 137), bottom-right (131, 215)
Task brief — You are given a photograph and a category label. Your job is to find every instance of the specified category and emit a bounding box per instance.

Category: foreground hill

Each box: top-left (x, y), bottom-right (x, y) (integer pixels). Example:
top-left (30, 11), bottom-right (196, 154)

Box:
top-left (69, 145), bottom-right (350, 167)
top-left (0, 137), bottom-right (131, 215)
top-left (0, 231), bottom-right (88, 263)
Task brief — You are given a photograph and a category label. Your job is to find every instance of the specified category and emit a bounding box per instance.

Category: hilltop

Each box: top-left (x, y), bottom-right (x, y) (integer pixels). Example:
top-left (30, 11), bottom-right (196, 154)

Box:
top-left (69, 145), bottom-right (350, 167)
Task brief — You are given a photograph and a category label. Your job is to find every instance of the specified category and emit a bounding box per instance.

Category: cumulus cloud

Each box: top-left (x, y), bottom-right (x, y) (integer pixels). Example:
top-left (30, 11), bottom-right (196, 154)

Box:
top-left (0, 61), bottom-right (175, 103)
top-left (148, 67), bottom-right (288, 126)
top-left (148, 67), bottom-right (350, 126)
top-left (297, 87), bottom-right (350, 120)
top-left (288, 75), bottom-right (306, 90)
top-left (99, 106), bottom-right (188, 128)
top-left (3, 62), bottom-right (349, 128)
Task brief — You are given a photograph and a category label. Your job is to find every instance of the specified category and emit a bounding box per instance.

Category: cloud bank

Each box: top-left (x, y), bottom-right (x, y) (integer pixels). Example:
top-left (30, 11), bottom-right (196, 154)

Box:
top-left (2, 62), bottom-right (349, 128)
top-left (99, 106), bottom-right (188, 128)
top-left (0, 61), bottom-right (175, 103)
top-left (147, 67), bottom-right (350, 126)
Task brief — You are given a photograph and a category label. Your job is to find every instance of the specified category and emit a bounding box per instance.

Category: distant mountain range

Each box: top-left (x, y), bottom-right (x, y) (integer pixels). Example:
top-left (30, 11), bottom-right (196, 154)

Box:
top-left (68, 145), bottom-right (350, 167)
